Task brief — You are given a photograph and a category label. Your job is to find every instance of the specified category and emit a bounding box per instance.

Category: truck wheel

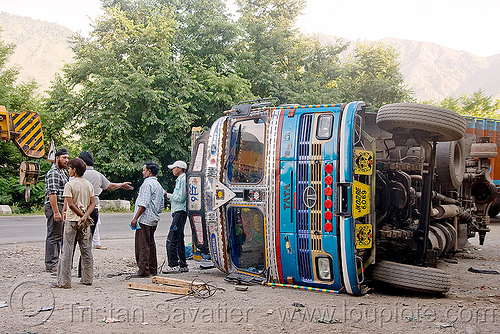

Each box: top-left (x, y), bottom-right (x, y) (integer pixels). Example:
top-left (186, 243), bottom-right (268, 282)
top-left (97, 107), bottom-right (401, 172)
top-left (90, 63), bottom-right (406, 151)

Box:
top-left (371, 260), bottom-right (451, 293)
top-left (436, 140), bottom-right (465, 190)
top-left (488, 193), bottom-right (500, 217)
top-left (376, 103), bottom-right (466, 142)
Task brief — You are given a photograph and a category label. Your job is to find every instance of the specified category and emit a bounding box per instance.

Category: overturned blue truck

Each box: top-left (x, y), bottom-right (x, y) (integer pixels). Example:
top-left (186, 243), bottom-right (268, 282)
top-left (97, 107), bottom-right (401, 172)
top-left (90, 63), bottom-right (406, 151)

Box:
top-left (186, 100), bottom-right (498, 294)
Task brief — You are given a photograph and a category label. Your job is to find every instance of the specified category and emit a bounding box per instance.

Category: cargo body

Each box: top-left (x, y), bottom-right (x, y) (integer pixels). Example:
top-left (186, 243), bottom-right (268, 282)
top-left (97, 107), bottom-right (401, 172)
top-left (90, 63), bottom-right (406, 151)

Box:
top-left (464, 116), bottom-right (500, 184)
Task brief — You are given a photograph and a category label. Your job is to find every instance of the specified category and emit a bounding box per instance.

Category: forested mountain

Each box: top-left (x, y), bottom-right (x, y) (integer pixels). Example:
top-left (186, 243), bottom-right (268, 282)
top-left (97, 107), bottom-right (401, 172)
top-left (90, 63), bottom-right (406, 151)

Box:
top-left (1, 12), bottom-right (498, 102)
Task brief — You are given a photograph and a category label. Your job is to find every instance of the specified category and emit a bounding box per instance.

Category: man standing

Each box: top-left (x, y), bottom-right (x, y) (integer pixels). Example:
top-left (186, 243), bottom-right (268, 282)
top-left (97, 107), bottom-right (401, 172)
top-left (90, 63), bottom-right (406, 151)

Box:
top-left (44, 148), bottom-right (69, 273)
top-left (56, 158), bottom-right (95, 288)
top-left (130, 162), bottom-right (164, 277)
top-left (74, 151), bottom-right (133, 277)
top-left (163, 160), bottom-right (188, 274)
top-left (78, 151), bottom-right (134, 248)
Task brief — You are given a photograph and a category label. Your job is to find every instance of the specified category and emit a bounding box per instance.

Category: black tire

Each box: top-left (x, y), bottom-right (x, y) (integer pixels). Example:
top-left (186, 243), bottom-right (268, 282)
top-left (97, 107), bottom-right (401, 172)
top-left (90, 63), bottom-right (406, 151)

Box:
top-left (376, 103), bottom-right (466, 142)
top-left (436, 140), bottom-right (465, 190)
top-left (435, 222), bottom-right (456, 255)
top-left (371, 261), bottom-right (451, 293)
top-left (488, 193), bottom-right (500, 218)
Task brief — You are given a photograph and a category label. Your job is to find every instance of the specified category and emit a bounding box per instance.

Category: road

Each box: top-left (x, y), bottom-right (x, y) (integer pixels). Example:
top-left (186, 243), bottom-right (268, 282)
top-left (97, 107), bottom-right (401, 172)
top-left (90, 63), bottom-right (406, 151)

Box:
top-left (0, 212), bottom-right (191, 244)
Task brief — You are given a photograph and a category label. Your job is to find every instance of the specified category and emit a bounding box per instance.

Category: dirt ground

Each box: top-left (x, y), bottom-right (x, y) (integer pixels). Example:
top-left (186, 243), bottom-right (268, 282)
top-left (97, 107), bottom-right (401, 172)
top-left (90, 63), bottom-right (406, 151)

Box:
top-left (0, 221), bottom-right (499, 334)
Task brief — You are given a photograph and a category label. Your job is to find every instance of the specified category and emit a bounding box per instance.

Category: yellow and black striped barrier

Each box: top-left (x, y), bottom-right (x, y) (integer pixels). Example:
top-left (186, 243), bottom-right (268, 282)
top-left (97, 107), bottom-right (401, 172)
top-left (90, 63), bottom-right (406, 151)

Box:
top-left (11, 111), bottom-right (45, 158)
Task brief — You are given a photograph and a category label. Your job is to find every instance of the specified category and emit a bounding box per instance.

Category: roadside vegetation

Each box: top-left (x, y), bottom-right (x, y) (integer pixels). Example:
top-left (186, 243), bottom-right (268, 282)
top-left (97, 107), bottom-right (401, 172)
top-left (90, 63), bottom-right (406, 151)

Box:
top-left (1, 0), bottom-right (498, 213)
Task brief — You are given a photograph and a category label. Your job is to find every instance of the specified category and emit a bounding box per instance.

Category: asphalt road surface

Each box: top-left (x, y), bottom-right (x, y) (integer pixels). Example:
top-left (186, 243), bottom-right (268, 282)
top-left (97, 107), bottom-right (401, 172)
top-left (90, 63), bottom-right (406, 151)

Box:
top-left (0, 212), bottom-right (190, 244)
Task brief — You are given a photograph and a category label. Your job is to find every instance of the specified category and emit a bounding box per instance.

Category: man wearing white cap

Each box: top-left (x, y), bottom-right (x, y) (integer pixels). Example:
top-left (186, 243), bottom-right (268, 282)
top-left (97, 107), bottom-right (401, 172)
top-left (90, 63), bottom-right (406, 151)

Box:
top-left (163, 160), bottom-right (189, 273)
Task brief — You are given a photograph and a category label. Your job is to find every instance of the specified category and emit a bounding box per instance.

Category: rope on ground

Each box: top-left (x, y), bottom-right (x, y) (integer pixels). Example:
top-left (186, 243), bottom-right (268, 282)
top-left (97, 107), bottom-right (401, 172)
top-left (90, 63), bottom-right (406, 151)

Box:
top-left (158, 259), bottom-right (166, 274)
top-left (163, 278), bottom-right (225, 302)
top-left (107, 272), bottom-right (135, 278)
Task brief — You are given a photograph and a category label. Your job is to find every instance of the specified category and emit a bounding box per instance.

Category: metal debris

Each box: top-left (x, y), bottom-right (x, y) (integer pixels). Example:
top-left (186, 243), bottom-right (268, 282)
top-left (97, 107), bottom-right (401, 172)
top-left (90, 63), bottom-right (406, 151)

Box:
top-left (468, 267), bottom-right (500, 275)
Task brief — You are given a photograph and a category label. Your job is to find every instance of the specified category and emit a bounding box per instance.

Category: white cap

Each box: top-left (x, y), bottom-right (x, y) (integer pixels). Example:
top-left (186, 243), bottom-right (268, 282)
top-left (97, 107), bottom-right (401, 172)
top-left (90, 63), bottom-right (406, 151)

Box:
top-left (168, 160), bottom-right (187, 170)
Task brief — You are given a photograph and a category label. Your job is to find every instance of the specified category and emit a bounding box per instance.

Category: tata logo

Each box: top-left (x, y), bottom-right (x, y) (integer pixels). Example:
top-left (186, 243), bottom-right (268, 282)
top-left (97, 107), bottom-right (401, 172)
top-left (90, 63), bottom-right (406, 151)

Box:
top-left (283, 184), bottom-right (291, 210)
top-left (303, 186), bottom-right (317, 208)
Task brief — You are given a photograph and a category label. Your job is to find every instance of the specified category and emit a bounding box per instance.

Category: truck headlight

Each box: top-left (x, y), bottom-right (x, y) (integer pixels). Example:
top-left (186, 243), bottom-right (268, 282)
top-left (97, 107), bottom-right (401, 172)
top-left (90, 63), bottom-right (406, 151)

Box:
top-left (316, 256), bottom-right (332, 281)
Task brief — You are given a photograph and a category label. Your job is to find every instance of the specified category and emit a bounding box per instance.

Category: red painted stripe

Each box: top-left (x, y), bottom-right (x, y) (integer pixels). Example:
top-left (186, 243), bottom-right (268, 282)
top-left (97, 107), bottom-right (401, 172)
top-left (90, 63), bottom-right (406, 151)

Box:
top-left (275, 109), bottom-right (286, 282)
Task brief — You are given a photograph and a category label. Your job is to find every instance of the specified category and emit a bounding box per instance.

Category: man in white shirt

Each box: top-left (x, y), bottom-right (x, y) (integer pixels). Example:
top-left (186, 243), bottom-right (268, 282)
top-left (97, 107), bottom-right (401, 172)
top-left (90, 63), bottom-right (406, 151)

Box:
top-left (75, 151), bottom-right (133, 277)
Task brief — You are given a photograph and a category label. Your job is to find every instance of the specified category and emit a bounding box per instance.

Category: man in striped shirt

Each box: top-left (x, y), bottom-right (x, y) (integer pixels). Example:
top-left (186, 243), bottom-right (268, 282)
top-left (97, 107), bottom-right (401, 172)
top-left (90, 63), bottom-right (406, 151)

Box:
top-left (130, 162), bottom-right (165, 277)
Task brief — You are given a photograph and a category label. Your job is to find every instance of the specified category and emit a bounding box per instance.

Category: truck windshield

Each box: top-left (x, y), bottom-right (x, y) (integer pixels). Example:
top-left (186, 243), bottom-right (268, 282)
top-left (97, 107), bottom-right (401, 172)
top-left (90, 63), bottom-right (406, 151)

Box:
top-left (227, 118), bottom-right (265, 183)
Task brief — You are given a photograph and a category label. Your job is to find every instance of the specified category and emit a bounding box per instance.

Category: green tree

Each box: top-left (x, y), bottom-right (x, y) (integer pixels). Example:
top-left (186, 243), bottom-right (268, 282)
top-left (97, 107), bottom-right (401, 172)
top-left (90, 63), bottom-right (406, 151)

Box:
top-left (47, 2), bottom-right (193, 183)
top-left (0, 33), bottom-right (18, 108)
top-left (160, 0), bottom-right (240, 70)
top-left (0, 30), bottom-right (43, 113)
top-left (46, 0), bottom-right (252, 192)
top-left (336, 41), bottom-right (414, 108)
top-left (437, 90), bottom-right (500, 119)
top-left (157, 0), bottom-right (252, 126)
top-left (234, 0), bottom-right (348, 105)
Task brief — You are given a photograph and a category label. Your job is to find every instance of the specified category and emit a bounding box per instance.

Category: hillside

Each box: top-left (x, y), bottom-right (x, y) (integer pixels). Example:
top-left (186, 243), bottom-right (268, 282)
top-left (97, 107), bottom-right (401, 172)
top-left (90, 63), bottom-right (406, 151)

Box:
top-left (0, 13), bottom-right (499, 102)
top-left (315, 33), bottom-right (500, 102)
top-left (382, 37), bottom-right (500, 102)
top-left (0, 12), bottom-right (74, 93)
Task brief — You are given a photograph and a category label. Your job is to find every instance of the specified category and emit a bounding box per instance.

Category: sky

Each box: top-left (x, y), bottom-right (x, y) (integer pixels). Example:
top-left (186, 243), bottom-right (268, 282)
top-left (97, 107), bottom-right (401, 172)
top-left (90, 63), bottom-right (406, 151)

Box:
top-left (0, 0), bottom-right (498, 57)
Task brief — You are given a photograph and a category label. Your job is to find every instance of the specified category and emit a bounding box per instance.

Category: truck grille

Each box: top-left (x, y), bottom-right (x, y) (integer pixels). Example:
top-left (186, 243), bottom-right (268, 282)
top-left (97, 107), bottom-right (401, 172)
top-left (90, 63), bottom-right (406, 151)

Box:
top-left (296, 114), bottom-right (313, 280)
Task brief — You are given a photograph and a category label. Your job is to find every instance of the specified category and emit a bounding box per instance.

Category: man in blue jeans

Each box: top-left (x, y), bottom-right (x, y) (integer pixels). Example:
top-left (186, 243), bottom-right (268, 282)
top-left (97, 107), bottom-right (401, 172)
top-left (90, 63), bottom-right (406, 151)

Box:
top-left (163, 160), bottom-right (188, 274)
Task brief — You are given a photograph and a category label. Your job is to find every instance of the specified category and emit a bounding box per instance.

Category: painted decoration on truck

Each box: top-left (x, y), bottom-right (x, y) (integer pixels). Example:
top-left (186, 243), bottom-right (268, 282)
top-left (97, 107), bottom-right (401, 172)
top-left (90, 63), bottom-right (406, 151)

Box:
top-left (188, 177), bottom-right (202, 211)
top-left (192, 215), bottom-right (204, 244)
top-left (210, 233), bottom-right (219, 267)
top-left (192, 143), bottom-right (205, 172)
top-left (213, 179), bottom-right (236, 210)
top-left (355, 223), bottom-right (373, 249)
top-left (354, 149), bottom-right (373, 175)
top-left (352, 180), bottom-right (370, 219)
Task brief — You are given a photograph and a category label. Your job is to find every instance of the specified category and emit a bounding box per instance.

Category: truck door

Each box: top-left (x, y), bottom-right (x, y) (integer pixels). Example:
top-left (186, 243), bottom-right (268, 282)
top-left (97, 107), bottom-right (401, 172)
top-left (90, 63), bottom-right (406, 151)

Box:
top-left (225, 117), bottom-right (267, 274)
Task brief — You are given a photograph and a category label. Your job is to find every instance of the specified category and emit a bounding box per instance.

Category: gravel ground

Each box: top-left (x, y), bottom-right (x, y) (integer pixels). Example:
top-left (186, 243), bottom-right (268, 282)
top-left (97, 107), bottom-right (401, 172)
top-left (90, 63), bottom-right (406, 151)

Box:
top-left (0, 222), bottom-right (499, 334)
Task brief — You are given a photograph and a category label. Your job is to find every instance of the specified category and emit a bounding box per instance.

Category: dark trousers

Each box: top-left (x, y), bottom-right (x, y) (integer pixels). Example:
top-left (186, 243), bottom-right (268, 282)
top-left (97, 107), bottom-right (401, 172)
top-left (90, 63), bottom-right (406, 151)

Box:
top-left (166, 211), bottom-right (187, 268)
top-left (135, 223), bottom-right (158, 276)
top-left (45, 202), bottom-right (64, 270)
top-left (74, 208), bottom-right (98, 277)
